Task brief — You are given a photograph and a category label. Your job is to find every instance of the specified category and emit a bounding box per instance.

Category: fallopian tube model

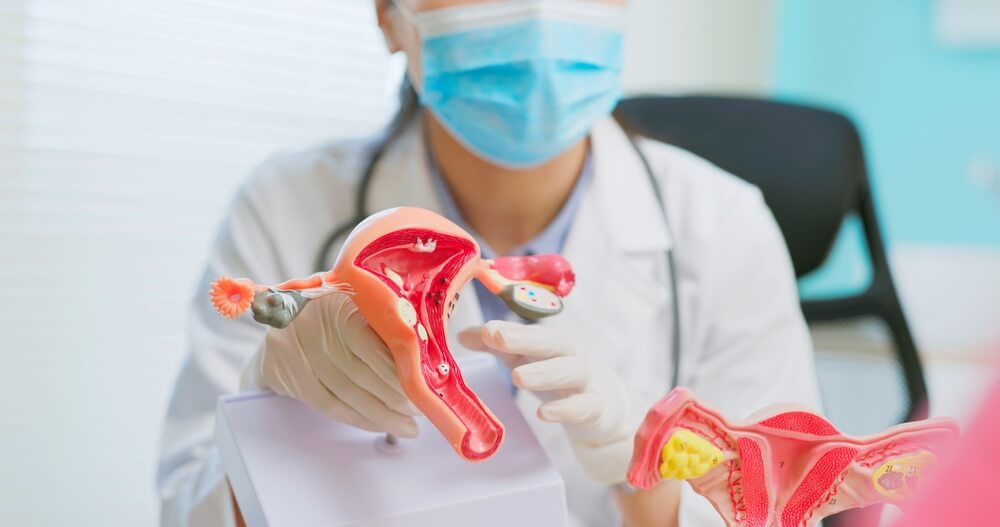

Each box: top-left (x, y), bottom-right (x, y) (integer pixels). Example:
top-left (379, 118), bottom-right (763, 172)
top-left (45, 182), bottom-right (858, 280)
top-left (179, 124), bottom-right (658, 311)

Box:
top-left (209, 207), bottom-right (575, 461)
top-left (627, 388), bottom-right (959, 527)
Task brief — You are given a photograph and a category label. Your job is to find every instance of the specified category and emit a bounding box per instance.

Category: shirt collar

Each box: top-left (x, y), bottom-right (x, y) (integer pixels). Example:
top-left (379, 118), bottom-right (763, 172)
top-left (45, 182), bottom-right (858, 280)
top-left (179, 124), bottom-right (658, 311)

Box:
top-left (425, 141), bottom-right (593, 259)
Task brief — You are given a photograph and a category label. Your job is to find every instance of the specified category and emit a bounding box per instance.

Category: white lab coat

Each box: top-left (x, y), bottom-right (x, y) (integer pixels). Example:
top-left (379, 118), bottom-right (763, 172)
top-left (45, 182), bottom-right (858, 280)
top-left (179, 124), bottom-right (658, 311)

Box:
top-left (157, 116), bottom-right (821, 527)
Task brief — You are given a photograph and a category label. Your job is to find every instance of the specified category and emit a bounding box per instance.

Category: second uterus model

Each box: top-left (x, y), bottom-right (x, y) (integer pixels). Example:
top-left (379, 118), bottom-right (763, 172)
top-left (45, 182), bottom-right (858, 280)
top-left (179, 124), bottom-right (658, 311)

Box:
top-left (628, 388), bottom-right (959, 527)
top-left (208, 207), bottom-right (575, 461)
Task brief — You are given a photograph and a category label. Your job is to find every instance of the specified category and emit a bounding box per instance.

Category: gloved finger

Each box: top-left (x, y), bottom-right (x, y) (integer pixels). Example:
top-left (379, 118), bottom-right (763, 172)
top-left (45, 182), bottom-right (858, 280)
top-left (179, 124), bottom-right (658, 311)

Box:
top-left (336, 299), bottom-right (400, 378)
top-left (254, 333), bottom-right (385, 434)
top-left (307, 345), bottom-right (420, 439)
top-left (457, 326), bottom-right (490, 351)
top-left (318, 294), bottom-right (403, 391)
top-left (512, 356), bottom-right (590, 392)
top-left (463, 320), bottom-right (572, 360)
top-left (339, 355), bottom-right (421, 418)
top-left (458, 326), bottom-right (524, 369)
top-left (537, 392), bottom-right (604, 425)
top-left (328, 305), bottom-right (420, 416)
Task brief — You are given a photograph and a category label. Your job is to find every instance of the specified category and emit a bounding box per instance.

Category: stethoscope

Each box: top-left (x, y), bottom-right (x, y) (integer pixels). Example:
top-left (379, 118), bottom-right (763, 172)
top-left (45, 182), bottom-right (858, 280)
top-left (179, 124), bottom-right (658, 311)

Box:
top-left (314, 129), bottom-right (683, 390)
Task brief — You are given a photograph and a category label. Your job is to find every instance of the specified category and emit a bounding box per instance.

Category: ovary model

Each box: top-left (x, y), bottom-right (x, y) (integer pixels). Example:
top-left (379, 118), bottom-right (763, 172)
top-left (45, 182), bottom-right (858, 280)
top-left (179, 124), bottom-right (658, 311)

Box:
top-left (209, 207), bottom-right (575, 461)
top-left (628, 388), bottom-right (959, 527)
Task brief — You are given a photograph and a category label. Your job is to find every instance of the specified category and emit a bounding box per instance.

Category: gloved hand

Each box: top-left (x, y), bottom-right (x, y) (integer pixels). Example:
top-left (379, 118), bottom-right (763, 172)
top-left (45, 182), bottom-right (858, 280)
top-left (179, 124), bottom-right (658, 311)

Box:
top-left (241, 292), bottom-right (421, 438)
top-left (459, 320), bottom-right (644, 484)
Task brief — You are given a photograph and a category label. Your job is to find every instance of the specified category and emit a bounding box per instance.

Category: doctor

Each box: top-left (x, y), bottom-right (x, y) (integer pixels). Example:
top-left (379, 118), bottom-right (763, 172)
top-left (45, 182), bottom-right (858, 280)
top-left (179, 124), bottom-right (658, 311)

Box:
top-left (158, 0), bottom-right (821, 526)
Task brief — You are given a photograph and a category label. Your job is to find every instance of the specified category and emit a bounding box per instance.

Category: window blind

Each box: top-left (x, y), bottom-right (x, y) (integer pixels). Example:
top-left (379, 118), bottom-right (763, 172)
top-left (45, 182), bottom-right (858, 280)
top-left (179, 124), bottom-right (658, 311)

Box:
top-left (0, 1), bottom-right (400, 524)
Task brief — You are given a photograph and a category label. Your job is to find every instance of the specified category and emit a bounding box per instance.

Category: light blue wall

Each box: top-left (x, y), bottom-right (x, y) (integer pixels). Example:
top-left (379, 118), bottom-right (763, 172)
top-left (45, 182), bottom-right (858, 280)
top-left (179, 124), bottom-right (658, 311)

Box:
top-left (775, 0), bottom-right (1000, 296)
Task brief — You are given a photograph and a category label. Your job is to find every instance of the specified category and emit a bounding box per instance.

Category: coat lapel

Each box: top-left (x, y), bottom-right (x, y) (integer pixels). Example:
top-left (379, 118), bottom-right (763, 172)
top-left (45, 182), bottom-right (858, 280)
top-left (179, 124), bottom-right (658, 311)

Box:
top-left (540, 118), bottom-right (674, 377)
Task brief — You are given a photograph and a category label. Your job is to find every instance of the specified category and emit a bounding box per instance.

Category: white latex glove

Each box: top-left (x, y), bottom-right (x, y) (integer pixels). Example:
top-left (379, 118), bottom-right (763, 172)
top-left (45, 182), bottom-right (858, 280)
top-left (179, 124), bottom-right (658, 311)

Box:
top-left (459, 320), bottom-right (645, 484)
top-left (241, 292), bottom-right (421, 438)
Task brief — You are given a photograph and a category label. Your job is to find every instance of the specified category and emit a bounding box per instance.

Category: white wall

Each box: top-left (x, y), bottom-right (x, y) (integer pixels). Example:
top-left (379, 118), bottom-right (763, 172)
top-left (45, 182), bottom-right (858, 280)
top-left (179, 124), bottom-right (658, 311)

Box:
top-left (892, 246), bottom-right (1000, 359)
top-left (622, 0), bottom-right (778, 94)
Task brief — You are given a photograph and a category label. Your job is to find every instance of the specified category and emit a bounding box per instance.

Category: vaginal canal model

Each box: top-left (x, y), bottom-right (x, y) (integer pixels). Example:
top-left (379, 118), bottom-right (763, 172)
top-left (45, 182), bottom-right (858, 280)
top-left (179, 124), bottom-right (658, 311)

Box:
top-left (208, 206), bottom-right (576, 461)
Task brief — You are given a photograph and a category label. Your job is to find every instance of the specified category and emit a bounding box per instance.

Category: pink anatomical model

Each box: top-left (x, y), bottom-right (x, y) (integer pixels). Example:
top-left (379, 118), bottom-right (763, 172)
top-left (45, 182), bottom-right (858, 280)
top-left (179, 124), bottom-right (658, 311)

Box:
top-left (209, 207), bottom-right (575, 461)
top-left (627, 388), bottom-right (959, 527)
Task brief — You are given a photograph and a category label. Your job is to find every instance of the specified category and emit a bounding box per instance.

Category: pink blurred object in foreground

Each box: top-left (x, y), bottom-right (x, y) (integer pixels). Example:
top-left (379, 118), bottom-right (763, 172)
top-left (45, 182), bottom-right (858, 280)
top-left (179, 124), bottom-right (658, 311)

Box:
top-left (891, 368), bottom-right (1000, 527)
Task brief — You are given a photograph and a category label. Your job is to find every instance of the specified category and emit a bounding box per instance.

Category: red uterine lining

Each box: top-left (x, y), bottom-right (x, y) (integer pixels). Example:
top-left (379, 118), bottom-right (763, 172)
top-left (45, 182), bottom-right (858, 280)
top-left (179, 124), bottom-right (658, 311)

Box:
top-left (780, 447), bottom-right (858, 527)
top-left (356, 229), bottom-right (502, 460)
top-left (758, 412), bottom-right (841, 436)
top-left (737, 438), bottom-right (769, 527)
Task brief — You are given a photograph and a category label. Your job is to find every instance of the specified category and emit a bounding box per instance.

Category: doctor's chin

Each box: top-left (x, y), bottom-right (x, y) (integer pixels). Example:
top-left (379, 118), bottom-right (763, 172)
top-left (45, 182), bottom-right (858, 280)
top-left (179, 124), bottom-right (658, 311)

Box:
top-left (3, 1), bottom-right (997, 526)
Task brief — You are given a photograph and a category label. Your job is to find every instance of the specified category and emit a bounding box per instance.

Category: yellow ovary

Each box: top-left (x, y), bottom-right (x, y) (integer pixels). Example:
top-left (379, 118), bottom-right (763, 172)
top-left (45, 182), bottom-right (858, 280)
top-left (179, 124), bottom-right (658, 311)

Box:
top-left (659, 429), bottom-right (724, 480)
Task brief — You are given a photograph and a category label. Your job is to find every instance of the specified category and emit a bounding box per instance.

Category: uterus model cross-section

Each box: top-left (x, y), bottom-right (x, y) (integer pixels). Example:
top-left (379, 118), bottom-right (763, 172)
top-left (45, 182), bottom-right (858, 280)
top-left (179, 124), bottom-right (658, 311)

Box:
top-left (627, 388), bottom-right (959, 527)
top-left (208, 207), bottom-right (575, 461)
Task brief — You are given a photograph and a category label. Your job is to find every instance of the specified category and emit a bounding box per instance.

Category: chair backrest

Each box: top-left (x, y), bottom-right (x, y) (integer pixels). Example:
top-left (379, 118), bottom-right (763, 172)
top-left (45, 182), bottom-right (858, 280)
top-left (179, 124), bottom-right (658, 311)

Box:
top-left (615, 96), bottom-right (865, 278)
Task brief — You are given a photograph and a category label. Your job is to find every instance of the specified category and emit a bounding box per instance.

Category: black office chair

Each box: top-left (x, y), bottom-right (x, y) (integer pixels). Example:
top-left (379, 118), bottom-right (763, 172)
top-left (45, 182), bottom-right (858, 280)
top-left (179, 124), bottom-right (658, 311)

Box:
top-left (615, 96), bottom-right (928, 525)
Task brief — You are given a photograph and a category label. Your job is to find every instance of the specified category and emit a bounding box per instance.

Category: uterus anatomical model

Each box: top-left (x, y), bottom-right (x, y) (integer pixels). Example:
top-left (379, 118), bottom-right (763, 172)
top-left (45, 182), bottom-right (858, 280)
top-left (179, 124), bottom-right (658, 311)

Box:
top-left (209, 207), bottom-right (575, 461)
top-left (628, 388), bottom-right (959, 527)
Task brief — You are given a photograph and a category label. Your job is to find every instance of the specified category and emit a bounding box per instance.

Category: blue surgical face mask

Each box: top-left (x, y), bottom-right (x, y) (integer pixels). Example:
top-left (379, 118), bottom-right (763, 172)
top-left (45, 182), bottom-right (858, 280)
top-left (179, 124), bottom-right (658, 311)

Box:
top-left (396, 0), bottom-right (626, 169)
